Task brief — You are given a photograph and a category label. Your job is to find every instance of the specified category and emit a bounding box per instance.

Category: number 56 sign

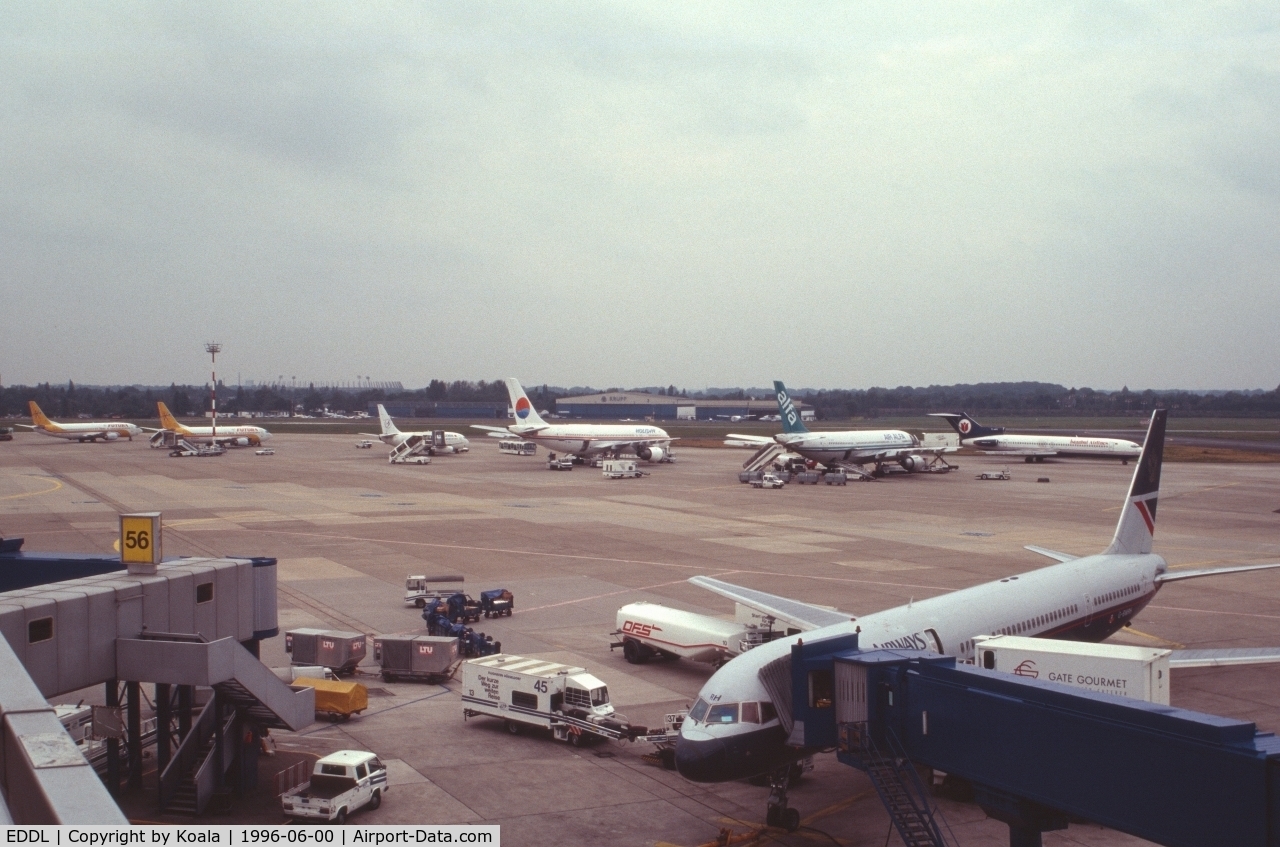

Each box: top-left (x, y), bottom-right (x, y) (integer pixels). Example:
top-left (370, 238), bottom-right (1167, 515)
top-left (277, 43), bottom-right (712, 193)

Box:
top-left (120, 512), bottom-right (162, 570)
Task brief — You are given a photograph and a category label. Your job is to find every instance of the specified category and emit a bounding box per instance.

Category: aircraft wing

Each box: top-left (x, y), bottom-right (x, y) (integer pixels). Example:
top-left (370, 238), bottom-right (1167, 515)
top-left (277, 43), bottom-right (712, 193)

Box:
top-left (1155, 563), bottom-right (1280, 584)
top-left (864, 446), bottom-right (956, 461)
top-left (689, 576), bottom-right (853, 631)
top-left (726, 434), bottom-right (773, 447)
top-left (1169, 648), bottom-right (1280, 668)
top-left (976, 450), bottom-right (1057, 458)
top-left (471, 425), bottom-right (513, 436)
top-left (1024, 545), bottom-right (1079, 563)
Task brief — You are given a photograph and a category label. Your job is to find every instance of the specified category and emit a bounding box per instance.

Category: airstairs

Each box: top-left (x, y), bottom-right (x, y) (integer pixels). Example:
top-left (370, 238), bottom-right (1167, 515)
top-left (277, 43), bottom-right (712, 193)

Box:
top-left (389, 435), bottom-right (430, 463)
top-left (743, 442), bottom-right (786, 473)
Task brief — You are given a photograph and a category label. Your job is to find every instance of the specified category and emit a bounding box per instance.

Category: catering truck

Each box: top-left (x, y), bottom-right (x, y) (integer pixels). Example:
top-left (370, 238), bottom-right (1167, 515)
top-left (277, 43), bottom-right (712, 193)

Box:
top-left (972, 634), bottom-right (1171, 704)
top-left (611, 601), bottom-right (782, 666)
top-left (462, 654), bottom-right (657, 746)
top-left (281, 750), bottom-right (388, 823)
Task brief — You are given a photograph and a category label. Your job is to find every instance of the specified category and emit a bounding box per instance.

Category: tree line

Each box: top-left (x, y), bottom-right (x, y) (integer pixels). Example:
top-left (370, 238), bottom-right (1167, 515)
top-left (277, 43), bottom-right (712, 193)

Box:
top-left (2, 380), bottom-right (1279, 420)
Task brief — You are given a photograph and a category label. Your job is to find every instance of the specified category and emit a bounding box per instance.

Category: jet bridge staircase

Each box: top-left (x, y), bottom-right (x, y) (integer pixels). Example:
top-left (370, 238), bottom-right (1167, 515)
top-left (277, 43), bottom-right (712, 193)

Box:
top-left (118, 632), bottom-right (315, 815)
top-left (849, 722), bottom-right (953, 847)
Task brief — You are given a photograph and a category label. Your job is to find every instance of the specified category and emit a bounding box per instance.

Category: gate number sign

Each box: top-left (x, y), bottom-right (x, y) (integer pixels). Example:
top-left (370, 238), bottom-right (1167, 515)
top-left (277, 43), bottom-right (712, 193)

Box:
top-left (120, 512), bottom-right (162, 565)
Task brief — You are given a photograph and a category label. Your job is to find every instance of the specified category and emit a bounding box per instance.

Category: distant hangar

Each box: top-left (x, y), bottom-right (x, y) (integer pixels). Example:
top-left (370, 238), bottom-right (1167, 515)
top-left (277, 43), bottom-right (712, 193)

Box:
top-left (554, 392), bottom-right (810, 421)
top-left (370, 393), bottom-right (811, 421)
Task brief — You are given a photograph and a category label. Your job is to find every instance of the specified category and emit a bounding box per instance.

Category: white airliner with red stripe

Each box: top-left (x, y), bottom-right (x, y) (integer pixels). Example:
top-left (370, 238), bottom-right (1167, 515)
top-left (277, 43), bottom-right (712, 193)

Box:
top-left (673, 410), bottom-right (1280, 830)
top-left (472, 379), bottom-right (674, 462)
top-left (932, 412), bottom-right (1142, 463)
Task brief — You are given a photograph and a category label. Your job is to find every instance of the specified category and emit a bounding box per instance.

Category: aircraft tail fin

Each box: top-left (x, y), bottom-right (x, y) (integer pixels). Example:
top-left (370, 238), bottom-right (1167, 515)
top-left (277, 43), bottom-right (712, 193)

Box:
top-left (28, 401), bottom-right (62, 431)
top-left (376, 404), bottom-right (400, 436)
top-left (156, 402), bottom-right (190, 434)
top-left (773, 382), bottom-right (809, 434)
top-left (1104, 409), bottom-right (1167, 556)
top-left (929, 412), bottom-right (1005, 439)
top-left (504, 379), bottom-right (548, 429)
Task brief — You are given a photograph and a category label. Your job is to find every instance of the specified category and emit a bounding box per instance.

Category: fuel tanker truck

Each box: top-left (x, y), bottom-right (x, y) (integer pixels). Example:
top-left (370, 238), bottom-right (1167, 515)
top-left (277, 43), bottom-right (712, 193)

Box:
top-left (610, 601), bottom-right (783, 667)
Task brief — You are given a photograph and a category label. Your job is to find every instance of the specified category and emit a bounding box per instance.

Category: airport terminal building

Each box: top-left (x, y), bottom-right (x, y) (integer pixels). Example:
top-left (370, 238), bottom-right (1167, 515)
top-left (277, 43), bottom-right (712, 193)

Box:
top-left (553, 392), bottom-right (810, 421)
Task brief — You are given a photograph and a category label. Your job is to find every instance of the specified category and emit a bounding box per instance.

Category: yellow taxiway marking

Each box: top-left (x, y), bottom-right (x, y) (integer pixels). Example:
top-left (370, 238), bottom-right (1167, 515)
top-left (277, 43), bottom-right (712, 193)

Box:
top-left (1118, 626), bottom-right (1185, 649)
top-left (0, 476), bottom-right (63, 500)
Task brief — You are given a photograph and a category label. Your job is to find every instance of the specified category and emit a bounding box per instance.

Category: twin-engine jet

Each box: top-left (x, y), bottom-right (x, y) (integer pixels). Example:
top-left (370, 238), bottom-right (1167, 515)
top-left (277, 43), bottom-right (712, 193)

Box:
top-left (20, 401), bottom-right (144, 442)
top-left (472, 379), bottom-right (674, 462)
top-left (729, 382), bottom-right (953, 476)
top-left (153, 402), bottom-right (272, 447)
top-left (676, 410), bottom-right (1280, 828)
top-left (366, 405), bottom-right (470, 454)
top-left (932, 412), bottom-right (1142, 463)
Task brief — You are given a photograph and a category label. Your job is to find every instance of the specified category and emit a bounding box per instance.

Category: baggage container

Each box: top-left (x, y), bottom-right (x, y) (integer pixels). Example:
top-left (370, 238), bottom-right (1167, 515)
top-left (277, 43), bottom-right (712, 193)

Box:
top-left (973, 634), bottom-right (1171, 704)
top-left (297, 677), bottom-right (369, 721)
top-left (374, 633), bottom-right (460, 683)
top-left (285, 628), bottom-right (367, 674)
top-left (480, 589), bottom-right (514, 618)
top-left (794, 471), bottom-right (822, 485)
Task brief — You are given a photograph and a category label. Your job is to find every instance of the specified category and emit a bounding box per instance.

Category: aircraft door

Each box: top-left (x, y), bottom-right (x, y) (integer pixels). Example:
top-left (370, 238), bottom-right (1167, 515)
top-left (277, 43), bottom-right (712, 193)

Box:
top-left (923, 629), bottom-right (944, 654)
top-left (1083, 594), bottom-right (1094, 625)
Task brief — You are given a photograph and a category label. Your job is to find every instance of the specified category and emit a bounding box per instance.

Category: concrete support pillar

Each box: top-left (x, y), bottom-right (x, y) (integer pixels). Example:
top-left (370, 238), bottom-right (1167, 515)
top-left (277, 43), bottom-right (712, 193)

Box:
top-left (105, 679), bottom-right (120, 797)
top-left (155, 683), bottom-right (171, 785)
top-left (126, 681), bottom-right (142, 791)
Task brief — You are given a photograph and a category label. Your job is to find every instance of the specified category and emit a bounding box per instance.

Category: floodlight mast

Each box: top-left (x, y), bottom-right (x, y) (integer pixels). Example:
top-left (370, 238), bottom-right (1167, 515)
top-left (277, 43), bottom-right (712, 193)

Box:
top-left (205, 342), bottom-right (221, 442)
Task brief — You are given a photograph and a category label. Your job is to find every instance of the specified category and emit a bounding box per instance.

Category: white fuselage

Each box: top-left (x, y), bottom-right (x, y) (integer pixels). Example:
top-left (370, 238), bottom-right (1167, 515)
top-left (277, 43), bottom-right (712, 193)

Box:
top-left (966, 434), bottom-right (1141, 460)
top-left (775, 429), bottom-right (917, 465)
top-left (509, 423), bottom-right (671, 458)
top-left (381, 430), bottom-right (470, 453)
top-left (34, 421), bottom-right (142, 442)
top-left (174, 424), bottom-right (272, 446)
top-left (676, 550), bottom-right (1167, 781)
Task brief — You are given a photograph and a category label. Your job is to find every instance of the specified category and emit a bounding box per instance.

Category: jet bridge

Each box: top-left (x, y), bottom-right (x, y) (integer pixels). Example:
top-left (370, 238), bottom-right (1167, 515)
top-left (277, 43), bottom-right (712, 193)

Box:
top-left (0, 555), bottom-right (312, 822)
top-left (787, 633), bottom-right (1280, 847)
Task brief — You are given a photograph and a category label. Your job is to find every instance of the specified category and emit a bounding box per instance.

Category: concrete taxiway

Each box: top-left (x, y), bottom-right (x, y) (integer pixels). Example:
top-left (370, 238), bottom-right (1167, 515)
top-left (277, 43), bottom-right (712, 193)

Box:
top-left (2, 433), bottom-right (1278, 845)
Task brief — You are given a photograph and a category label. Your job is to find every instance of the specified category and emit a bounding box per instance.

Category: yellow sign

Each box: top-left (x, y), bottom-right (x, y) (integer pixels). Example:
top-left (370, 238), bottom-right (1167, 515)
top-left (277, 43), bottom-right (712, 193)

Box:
top-left (120, 512), bottom-right (162, 567)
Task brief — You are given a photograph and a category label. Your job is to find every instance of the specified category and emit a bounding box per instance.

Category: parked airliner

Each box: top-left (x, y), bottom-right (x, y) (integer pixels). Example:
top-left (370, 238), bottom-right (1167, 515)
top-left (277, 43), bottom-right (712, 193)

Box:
top-left (472, 379), bottom-right (674, 462)
top-left (20, 401), bottom-right (144, 442)
top-left (366, 405), bottom-right (470, 454)
top-left (152, 402), bottom-right (272, 447)
top-left (729, 382), bottom-right (953, 476)
top-left (676, 410), bottom-right (1280, 828)
top-left (932, 412), bottom-right (1142, 463)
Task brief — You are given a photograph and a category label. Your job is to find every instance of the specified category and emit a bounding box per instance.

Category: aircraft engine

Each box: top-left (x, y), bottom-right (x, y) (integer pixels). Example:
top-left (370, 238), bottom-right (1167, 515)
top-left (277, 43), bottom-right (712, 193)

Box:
top-left (103, 431), bottom-right (119, 441)
top-left (636, 445), bottom-right (666, 462)
top-left (898, 454), bottom-right (929, 472)
top-left (232, 437), bottom-right (250, 447)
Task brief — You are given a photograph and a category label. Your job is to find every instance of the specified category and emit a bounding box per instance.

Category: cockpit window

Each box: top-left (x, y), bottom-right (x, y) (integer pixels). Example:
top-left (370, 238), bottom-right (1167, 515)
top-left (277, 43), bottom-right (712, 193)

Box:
top-left (689, 698), bottom-right (710, 723)
top-left (741, 702), bottom-right (760, 723)
top-left (760, 702), bottom-right (778, 723)
top-left (706, 703), bottom-right (739, 724)
top-left (591, 687), bottom-right (610, 707)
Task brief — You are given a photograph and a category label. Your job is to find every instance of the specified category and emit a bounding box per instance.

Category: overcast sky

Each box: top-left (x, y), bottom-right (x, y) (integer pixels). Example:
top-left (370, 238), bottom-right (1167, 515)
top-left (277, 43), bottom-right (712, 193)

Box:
top-left (2, 3), bottom-right (1277, 391)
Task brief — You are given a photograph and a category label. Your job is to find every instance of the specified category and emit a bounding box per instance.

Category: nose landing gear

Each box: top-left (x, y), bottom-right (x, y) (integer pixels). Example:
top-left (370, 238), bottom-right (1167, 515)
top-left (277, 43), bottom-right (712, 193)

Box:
top-left (765, 765), bottom-right (802, 832)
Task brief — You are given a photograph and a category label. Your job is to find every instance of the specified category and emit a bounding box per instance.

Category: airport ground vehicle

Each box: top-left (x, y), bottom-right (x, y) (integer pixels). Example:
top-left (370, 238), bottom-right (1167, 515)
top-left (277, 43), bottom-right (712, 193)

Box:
top-left (281, 750), bottom-right (388, 823)
top-left (751, 472), bottom-right (785, 489)
top-left (977, 467), bottom-right (1011, 480)
top-left (462, 654), bottom-right (634, 745)
top-left (374, 633), bottom-right (461, 682)
top-left (296, 677), bottom-right (369, 721)
top-left (422, 600), bottom-right (502, 657)
top-left (547, 454), bottom-right (574, 470)
top-left (392, 453), bottom-right (430, 465)
top-left (169, 440), bottom-right (226, 458)
top-left (480, 589), bottom-right (514, 617)
top-left (403, 574), bottom-right (465, 608)
top-left (973, 634), bottom-right (1171, 704)
top-left (255, 448), bottom-right (275, 455)
top-left (612, 602), bottom-right (782, 667)
top-left (603, 459), bottom-right (646, 479)
top-left (355, 440), bottom-right (374, 449)
top-left (498, 439), bottom-right (537, 455)
top-left (0, 427), bottom-right (13, 441)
